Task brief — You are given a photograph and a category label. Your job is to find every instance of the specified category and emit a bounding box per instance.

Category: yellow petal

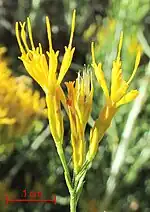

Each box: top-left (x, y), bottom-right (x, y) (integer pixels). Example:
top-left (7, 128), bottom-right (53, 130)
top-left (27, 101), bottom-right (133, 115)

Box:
top-left (46, 16), bottom-right (53, 52)
top-left (116, 90), bottom-right (139, 107)
top-left (57, 10), bottom-right (76, 84)
top-left (127, 47), bottom-right (141, 84)
top-left (27, 17), bottom-right (35, 50)
top-left (112, 80), bottom-right (128, 103)
top-left (68, 9), bottom-right (76, 49)
top-left (21, 51), bottom-right (48, 91)
top-left (117, 31), bottom-right (123, 62)
top-left (46, 16), bottom-right (59, 91)
top-left (47, 50), bottom-right (59, 91)
top-left (15, 22), bottom-right (26, 54)
top-left (111, 32), bottom-right (124, 101)
top-left (91, 42), bottom-right (109, 99)
top-left (57, 47), bottom-right (75, 85)
top-left (20, 22), bottom-right (30, 52)
top-left (111, 60), bottom-right (122, 98)
top-left (95, 63), bottom-right (109, 99)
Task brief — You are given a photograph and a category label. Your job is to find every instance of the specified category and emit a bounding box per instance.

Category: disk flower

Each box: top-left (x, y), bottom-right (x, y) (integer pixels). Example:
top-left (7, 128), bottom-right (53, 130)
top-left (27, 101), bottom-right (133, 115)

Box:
top-left (16, 11), bottom-right (76, 143)
top-left (88, 32), bottom-right (141, 160)
top-left (65, 70), bottom-right (93, 173)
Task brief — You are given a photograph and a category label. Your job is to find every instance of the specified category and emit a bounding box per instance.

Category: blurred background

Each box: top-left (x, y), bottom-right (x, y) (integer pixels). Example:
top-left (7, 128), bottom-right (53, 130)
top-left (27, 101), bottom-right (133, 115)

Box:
top-left (0, 0), bottom-right (150, 211)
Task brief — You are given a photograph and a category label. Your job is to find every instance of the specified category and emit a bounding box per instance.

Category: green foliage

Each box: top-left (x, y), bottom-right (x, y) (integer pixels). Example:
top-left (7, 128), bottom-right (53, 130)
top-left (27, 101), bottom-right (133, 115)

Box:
top-left (0, 0), bottom-right (150, 211)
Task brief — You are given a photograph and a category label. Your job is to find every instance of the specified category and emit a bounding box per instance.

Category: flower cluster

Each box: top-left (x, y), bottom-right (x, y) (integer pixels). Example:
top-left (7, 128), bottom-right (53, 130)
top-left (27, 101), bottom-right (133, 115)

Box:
top-left (16, 11), bottom-right (140, 173)
top-left (65, 71), bottom-right (93, 173)
top-left (0, 48), bottom-right (46, 143)
top-left (88, 32), bottom-right (141, 160)
top-left (16, 11), bottom-right (75, 145)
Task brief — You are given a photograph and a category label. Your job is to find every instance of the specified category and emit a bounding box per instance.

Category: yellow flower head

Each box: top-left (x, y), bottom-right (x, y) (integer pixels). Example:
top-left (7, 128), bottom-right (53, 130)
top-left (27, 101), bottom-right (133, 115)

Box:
top-left (16, 10), bottom-right (76, 144)
top-left (15, 10), bottom-right (76, 94)
top-left (88, 32), bottom-right (141, 161)
top-left (65, 70), bottom-right (93, 173)
top-left (66, 70), bottom-right (93, 127)
top-left (91, 32), bottom-right (141, 108)
top-left (0, 49), bottom-right (46, 143)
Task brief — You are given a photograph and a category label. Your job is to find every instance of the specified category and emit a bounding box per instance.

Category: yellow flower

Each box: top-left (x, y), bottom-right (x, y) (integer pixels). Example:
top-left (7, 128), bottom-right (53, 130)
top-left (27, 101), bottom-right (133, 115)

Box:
top-left (0, 48), bottom-right (46, 143)
top-left (91, 32), bottom-right (141, 107)
top-left (88, 32), bottom-right (141, 160)
top-left (16, 10), bottom-right (76, 143)
top-left (98, 19), bottom-right (116, 42)
top-left (83, 23), bottom-right (97, 41)
top-left (65, 70), bottom-right (93, 173)
top-left (0, 107), bottom-right (16, 125)
top-left (16, 11), bottom-right (75, 93)
top-left (128, 37), bottom-right (142, 55)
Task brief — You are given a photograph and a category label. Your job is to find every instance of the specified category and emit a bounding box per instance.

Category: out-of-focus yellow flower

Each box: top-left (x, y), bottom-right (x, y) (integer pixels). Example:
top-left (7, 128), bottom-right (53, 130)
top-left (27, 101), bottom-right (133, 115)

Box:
top-left (65, 70), bottom-right (93, 173)
top-left (0, 108), bottom-right (16, 125)
top-left (16, 10), bottom-right (76, 143)
top-left (83, 18), bottom-right (116, 44)
top-left (0, 48), bottom-right (46, 143)
top-left (97, 19), bottom-right (116, 45)
top-left (83, 23), bottom-right (97, 41)
top-left (128, 36), bottom-right (142, 55)
top-left (88, 32), bottom-right (141, 160)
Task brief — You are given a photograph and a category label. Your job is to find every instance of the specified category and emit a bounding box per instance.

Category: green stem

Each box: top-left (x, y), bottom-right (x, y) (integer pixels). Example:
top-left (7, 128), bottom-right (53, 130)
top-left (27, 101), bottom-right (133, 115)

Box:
top-left (56, 142), bottom-right (73, 192)
top-left (70, 191), bottom-right (77, 212)
top-left (56, 143), bottom-right (90, 212)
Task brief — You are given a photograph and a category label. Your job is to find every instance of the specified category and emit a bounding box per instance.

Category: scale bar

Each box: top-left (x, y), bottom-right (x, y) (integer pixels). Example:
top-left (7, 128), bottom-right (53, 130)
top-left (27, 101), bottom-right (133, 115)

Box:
top-left (5, 195), bottom-right (56, 205)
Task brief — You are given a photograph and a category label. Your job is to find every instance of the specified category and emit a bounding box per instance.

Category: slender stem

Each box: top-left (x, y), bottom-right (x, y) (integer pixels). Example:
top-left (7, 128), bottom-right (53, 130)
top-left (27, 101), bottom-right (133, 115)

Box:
top-left (56, 143), bottom-right (90, 212)
top-left (70, 191), bottom-right (77, 212)
top-left (56, 142), bottom-right (73, 192)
